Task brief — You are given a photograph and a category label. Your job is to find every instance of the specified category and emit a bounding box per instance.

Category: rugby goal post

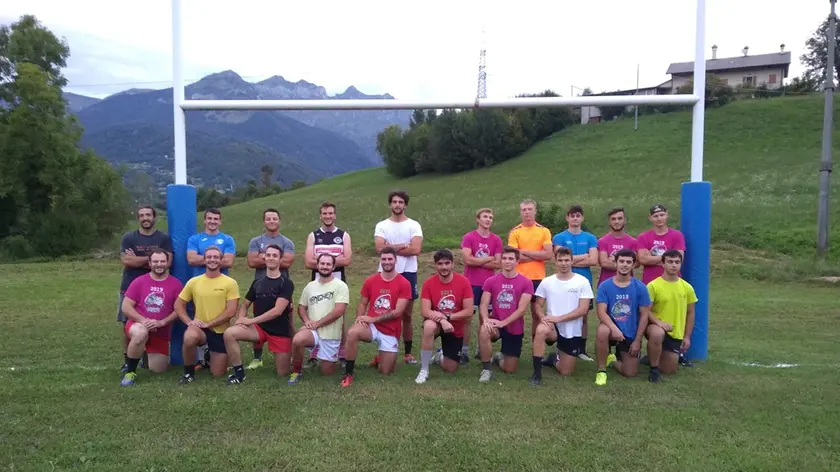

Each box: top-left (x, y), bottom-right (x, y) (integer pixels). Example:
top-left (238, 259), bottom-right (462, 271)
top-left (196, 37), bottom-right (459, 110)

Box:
top-left (166, 0), bottom-right (712, 364)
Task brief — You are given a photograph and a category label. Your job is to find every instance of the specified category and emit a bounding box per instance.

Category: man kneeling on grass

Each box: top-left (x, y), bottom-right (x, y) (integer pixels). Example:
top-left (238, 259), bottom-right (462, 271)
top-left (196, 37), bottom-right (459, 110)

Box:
top-left (415, 249), bottom-right (474, 384)
top-left (477, 247), bottom-right (533, 383)
top-left (223, 244), bottom-right (295, 385)
top-left (340, 248), bottom-right (412, 388)
top-left (288, 254), bottom-right (349, 384)
top-left (594, 249), bottom-right (651, 386)
top-left (120, 249), bottom-right (183, 386)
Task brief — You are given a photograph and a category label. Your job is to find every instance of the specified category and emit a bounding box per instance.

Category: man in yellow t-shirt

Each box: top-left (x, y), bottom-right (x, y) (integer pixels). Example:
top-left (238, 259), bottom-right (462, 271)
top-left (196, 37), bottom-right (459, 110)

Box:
top-left (290, 254), bottom-right (350, 382)
top-left (644, 249), bottom-right (697, 382)
top-left (174, 246), bottom-right (240, 383)
top-left (507, 199), bottom-right (553, 339)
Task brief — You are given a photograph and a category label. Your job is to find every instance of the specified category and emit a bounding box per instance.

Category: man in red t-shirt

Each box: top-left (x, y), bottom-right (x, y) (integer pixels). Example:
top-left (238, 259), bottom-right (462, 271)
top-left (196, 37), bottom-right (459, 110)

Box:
top-left (415, 249), bottom-right (474, 384)
top-left (340, 247), bottom-right (412, 388)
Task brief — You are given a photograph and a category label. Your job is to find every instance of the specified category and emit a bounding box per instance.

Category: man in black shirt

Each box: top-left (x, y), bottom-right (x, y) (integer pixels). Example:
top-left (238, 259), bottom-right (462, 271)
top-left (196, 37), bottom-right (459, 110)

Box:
top-left (223, 244), bottom-right (295, 384)
top-left (118, 205), bottom-right (172, 372)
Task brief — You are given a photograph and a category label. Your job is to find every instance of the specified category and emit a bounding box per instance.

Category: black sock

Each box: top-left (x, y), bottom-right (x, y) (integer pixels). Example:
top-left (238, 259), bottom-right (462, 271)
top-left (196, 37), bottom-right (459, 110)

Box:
top-left (185, 364), bottom-right (196, 376)
top-left (125, 357), bottom-right (140, 374)
top-left (598, 369), bottom-right (606, 374)
top-left (253, 348), bottom-right (263, 361)
top-left (123, 352), bottom-right (128, 365)
top-left (233, 364), bottom-right (245, 380)
top-left (650, 365), bottom-right (659, 372)
top-left (345, 360), bottom-right (356, 375)
top-left (404, 340), bottom-right (413, 355)
top-left (532, 356), bottom-right (543, 378)
top-left (482, 361), bottom-right (492, 370)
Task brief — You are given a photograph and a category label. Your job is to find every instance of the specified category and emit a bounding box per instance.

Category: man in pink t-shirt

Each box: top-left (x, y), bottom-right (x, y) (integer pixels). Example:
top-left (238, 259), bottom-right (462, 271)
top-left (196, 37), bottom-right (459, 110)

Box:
top-left (119, 249), bottom-right (184, 386)
top-left (460, 208), bottom-right (503, 363)
top-left (597, 207), bottom-right (639, 287)
top-left (637, 204), bottom-right (686, 285)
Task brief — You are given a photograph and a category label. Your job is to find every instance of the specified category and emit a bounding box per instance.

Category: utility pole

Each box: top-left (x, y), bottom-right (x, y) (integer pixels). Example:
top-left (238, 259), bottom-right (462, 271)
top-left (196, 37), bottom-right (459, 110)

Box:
top-left (817, 0), bottom-right (837, 259)
top-left (476, 28), bottom-right (487, 99)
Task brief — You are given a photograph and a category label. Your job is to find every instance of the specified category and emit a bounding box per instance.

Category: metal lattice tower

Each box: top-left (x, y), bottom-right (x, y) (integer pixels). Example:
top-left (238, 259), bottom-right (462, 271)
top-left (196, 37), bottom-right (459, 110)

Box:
top-left (476, 31), bottom-right (487, 99)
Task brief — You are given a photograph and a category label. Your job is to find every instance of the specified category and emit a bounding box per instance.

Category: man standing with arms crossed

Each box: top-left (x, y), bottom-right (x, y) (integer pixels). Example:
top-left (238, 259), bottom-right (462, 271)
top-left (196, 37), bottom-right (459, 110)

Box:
top-left (174, 246), bottom-right (240, 384)
top-left (289, 254), bottom-right (350, 383)
top-left (416, 249), bottom-right (474, 384)
top-left (530, 247), bottom-right (593, 385)
top-left (118, 205), bottom-right (172, 372)
top-left (374, 190), bottom-right (423, 365)
top-left (507, 199), bottom-right (553, 341)
top-left (477, 247), bottom-right (533, 383)
top-left (594, 249), bottom-right (651, 386)
top-left (552, 204), bottom-right (598, 362)
top-left (246, 208), bottom-right (295, 370)
top-left (223, 245), bottom-right (295, 384)
top-left (119, 249), bottom-right (183, 386)
top-left (645, 250), bottom-right (698, 383)
top-left (461, 208), bottom-right (503, 363)
top-left (304, 201), bottom-right (352, 365)
top-left (340, 247), bottom-right (412, 388)
top-left (597, 207), bottom-right (639, 288)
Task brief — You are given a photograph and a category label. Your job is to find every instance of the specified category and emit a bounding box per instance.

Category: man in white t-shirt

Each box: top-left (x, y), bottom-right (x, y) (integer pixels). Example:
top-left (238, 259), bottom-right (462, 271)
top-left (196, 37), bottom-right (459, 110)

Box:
top-left (374, 189), bottom-right (424, 365)
top-left (530, 246), bottom-right (593, 385)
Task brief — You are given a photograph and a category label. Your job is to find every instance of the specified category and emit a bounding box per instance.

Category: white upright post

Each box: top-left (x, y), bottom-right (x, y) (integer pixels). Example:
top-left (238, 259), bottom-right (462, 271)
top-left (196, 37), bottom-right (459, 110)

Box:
top-left (172, 0), bottom-right (187, 185)
top-left (690, 0), bottom-right (707, 182)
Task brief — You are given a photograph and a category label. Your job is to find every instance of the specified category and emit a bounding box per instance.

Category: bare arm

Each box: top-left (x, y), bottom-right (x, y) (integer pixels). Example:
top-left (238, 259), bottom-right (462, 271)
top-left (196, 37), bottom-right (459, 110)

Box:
top-left (121, 297), bottom-right (147, 323)
top-left (572, 248), bottom-right (598, 268)
top-left (221, 253), bottom-right (235, 269)
top-left (310, 303), bottom-right (348, 329)
top-left (304, 233), bottom-right (316, 269)
top-left (175, 298), bottom-right (191, 325)
top-left (498, 293), bottom-right (532, 328)
top-left (120, 253), bottom-right (148, 269)
top-left (484, 253), bottom-right (502, 270)
top-left (461, 248), bottom-right (494, 267)
top-left (596, 302), bottom-right (620, 332)
top-left (397, 236), bottom-right (423, 257)
top-left (250, 298), bottom-right (291, 325)
top-left (204, 299), bottom-right (239, 328)
top-left (374, 236), bottom-right (388, 254)
top-left (236, 299), bottom-right (252, 321)
top-left (637, 249), bottom-right (662, 267)
top-left (187, 250), bottom-right (205, 267)
top-left (336, 232), bottom-right (352, 268)
top-left (355, 296), bottom-right (369, 319)
top-left (520, 243), bottom-right (553, 261)
top-left (479, 291), bottom-right (492, 323)
top-left (448, 298), bottom-right (474, 321)
top-left (599, 250), bottom-right (617, 270)
top-left (279, 252), bottom-right (294, 270)
top-left (635, 305), bottom-right (651, 341)
top-left (421, 298), bottom-right (443, 321)
top-left (683, 303), bottom-right (696, 341)
top-left (550, 298), bottom-right (591, 323)
top-left (247, 251), bottom-right (265, 269)
top-left (533, 296), bottom-right (547, 320)
top-left (298, 304), bottom-right (311, 325)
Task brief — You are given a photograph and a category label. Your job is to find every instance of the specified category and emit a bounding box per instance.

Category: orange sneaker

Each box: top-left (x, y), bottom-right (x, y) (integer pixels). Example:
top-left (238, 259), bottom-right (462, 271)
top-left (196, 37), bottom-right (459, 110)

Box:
top-left (404, 353), bottom-right (418, 364)
top-left (340, 373), bottom-right (354, 388)
top-left (368, 355), bottom-right (380, 367)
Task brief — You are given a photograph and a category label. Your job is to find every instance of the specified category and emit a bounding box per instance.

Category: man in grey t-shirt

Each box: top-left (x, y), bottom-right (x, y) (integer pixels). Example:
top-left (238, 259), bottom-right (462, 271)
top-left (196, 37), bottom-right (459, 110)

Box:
top-left (246, 208), bottom-right (296, 369)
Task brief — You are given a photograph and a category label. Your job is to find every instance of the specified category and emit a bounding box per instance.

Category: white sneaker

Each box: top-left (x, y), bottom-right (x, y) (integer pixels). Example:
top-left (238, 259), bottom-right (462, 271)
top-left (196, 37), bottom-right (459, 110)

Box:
top-left (578, 352), bottom-right (594, 362)
top-left (479, 369), bottom-right (492, 383)
top-left (491, 352), bottom-right (504, 365)
top-left (432, 350), bottom-right (443, 365)
top-left (415, 369), bottom-right (429, 384)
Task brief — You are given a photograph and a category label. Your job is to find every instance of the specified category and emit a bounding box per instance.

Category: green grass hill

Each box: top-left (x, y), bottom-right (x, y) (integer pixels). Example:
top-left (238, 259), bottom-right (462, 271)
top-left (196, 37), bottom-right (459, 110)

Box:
top-left (203, 95), bottom-right (840, 261)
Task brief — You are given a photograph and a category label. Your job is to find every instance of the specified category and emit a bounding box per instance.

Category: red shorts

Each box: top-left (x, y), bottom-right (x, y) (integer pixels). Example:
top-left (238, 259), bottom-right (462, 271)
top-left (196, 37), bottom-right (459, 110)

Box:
top-left (125, 320), bottom-right (170, 355)
top-left (256, 324), bottom-right (292, 353)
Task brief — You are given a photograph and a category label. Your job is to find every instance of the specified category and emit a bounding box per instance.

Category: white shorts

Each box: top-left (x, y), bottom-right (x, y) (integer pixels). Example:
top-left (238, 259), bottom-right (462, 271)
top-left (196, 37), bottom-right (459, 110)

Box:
top-left (311, 331), bottom-right (341, 362)
top-left (369, 324), bottom-right (399, 353)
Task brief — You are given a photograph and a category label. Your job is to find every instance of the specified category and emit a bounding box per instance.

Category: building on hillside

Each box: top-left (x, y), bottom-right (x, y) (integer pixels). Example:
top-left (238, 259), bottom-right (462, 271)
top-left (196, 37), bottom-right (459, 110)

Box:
top-left (580, 44), bottom-right (791, 124)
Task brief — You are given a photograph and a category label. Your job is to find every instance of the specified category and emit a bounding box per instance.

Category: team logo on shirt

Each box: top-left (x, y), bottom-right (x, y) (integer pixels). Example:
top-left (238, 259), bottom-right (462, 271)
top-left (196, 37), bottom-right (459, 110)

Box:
top-left (216, 238), bottom-right (224, 245)
top-left (495, 289), bottom-right (514, 310)
top-left (143, 291), bottom-right (165, 314)
top-left (610, 245), bottom-right (626, 256)
top-left (610, 300), bottom-right (631, 322)
top-left (374, 294), bottom-right (392, 312)
top-left (474, 243), bottom-right (490, 258)
top-left (309, 291), bottom-right (335, 305)
top-left (651, 240), bottom-right (666, 256)
top-left (437, 294), bottom-right (456, 313)
top-left (333, 237), bottom-right (343, 244)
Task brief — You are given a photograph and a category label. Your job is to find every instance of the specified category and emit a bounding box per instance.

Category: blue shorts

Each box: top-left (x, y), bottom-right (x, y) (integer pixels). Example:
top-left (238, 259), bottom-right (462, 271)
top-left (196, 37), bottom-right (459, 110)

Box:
top-left (401, 271), bottom-right (419, 300)
top-left (472, 285), bottom-right (491, 313)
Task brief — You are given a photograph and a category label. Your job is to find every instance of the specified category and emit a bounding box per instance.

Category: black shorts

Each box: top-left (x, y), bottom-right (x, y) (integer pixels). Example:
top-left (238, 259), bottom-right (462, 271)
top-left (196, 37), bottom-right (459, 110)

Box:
top-left (435, 331), bottom-right (464, 361)
top-left (645, 331), bottom-right (682, 354)
top-left (472, 285), bottom-right (491, 314)
top-left (202, 328), bottom-right (227, 354)
top-left (492, 327), bottom-right (524, 358)
top-left (546, 328), bottom-right (585, 357)
top-left (610, 338), bottom-right (637, 358)
top-left (401, 271), bottom-right (419, 300)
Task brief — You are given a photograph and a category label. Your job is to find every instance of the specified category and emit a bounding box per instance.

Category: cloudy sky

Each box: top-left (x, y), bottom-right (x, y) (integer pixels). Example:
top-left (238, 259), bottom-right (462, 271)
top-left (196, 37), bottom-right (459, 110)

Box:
top-left (0, 0), bottom-right (832, 100)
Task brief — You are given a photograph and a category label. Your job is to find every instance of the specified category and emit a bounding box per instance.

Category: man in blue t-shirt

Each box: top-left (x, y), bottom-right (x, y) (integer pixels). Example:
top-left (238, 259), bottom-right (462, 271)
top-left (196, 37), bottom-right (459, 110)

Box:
top-left (594, 248), bottom-right (651, 386)
top-left (187, 208), bottom-right (236, 278)
top-left (551, 204), bottom-right (598, 362)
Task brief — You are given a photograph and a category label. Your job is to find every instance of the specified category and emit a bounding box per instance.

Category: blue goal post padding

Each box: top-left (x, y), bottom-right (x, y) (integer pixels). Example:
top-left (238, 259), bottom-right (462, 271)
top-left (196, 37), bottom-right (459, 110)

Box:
top-left (166, 184), bottom-right (196, 365)
top-left (681, 181), bottom-right (711, 361)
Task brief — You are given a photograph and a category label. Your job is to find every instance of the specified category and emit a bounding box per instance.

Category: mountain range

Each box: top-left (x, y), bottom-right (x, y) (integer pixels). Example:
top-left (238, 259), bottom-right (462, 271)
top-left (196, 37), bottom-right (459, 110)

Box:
top-left (66, 71), bottom-right (411, 188)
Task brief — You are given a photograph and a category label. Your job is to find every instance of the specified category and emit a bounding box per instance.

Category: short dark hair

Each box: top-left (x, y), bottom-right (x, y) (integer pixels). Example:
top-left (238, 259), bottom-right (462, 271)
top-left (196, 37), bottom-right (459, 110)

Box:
top-left (137, 205), bottom-right (156, 218)
top-left (316, 253), bottom-right (336, 266)
top-left (554, 246), bottom-right (572, 258)
top-left (388, 189), bottom-right (410, 205)
top-left (320, 201), bottom-right (336, 212)
top-left (433, 249), bottom-right (454, 263)
top-left (662, 249), bottom-right (684, 263)
top-left (148, 248), bottom-right (170, 262)
top-left (608, 207), bottom-right (624, 218)
top-left (567, 205), bottom-right (584, 216)
top-left (265, 244), bottom-right (284, 258)
top-left (205, 208), bottom-right (221, 218)
top-left (501, 246), bottom-right (521, 260)
top-left (613, 248), bottom-right (636, 263)
top-left (380, 246), bottom-right (397, 257)
top-left (263, 208), bottom-right (280, 219)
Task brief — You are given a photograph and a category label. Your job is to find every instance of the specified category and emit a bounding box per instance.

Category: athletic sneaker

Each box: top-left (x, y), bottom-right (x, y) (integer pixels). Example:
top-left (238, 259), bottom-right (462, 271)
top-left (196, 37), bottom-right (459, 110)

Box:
top-left (595, 371), bottom-right (607, 386)
top-left (679, 353), bottom-right (694, 367)
top-left (119, 363), bottom-right (129, 373)
top-left (404, 354), bottom-right (418, 365)
top-left (529, 374), bottom-right (541, 386)
top-left (415, 369), bottom-right (429, 384)
top-left (648, 369), bottom-right (661, 383)
top-left (288, 372), bottom-right (302, 385)
top-left (246, 359), bottom-right (263, 370)
top-left (179, 374), bottom-right (195, 385)
top-left (369, 355), bottom-right (380, 368)
top-left (491, 352), bottom-right (504, 366)
top-left (479, 369), bottom-right (492, 383)
top-left (432, 349), bottom-right (443, 365)
top-left (120, 372), bottom-right (137, 386)
top-left (459, 352), bottom-right (470, 365)
top-left (578, 352), bottom-right (594, 362)
top-left (340, 374), bottom-right (354, 388)
top-left (304, 358), bottom-right (318, 370)
top-left (227, 374), bottom-right (245, 385)
top-left (606, 353), bottom-right (617, 367)
top-left (542, 352), bottom-right (558, 367)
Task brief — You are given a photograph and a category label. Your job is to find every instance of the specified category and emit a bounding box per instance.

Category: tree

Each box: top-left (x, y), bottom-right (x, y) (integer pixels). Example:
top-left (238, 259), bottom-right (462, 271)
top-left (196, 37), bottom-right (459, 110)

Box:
top-left (260, 164), bottom-right (273, 188)
top-left (801, 17), bottom-right (840, 86)
top-left (0, 15), bottom-right (128, 259)
top-left (409, 109), bottom-right (426, 129)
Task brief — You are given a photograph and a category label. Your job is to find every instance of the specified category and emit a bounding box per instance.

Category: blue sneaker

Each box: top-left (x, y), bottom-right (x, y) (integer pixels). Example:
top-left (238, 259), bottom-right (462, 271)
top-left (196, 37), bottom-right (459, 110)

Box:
top-left (288, 372), bottom-right (302, 385)
top-left (120, 372), bottom-right (137, 386)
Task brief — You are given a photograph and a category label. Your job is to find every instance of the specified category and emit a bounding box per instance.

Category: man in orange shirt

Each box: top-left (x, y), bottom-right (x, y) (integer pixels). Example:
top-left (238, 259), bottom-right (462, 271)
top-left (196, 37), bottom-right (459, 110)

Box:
top-left (507, 199), bottom-right (553, 339)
